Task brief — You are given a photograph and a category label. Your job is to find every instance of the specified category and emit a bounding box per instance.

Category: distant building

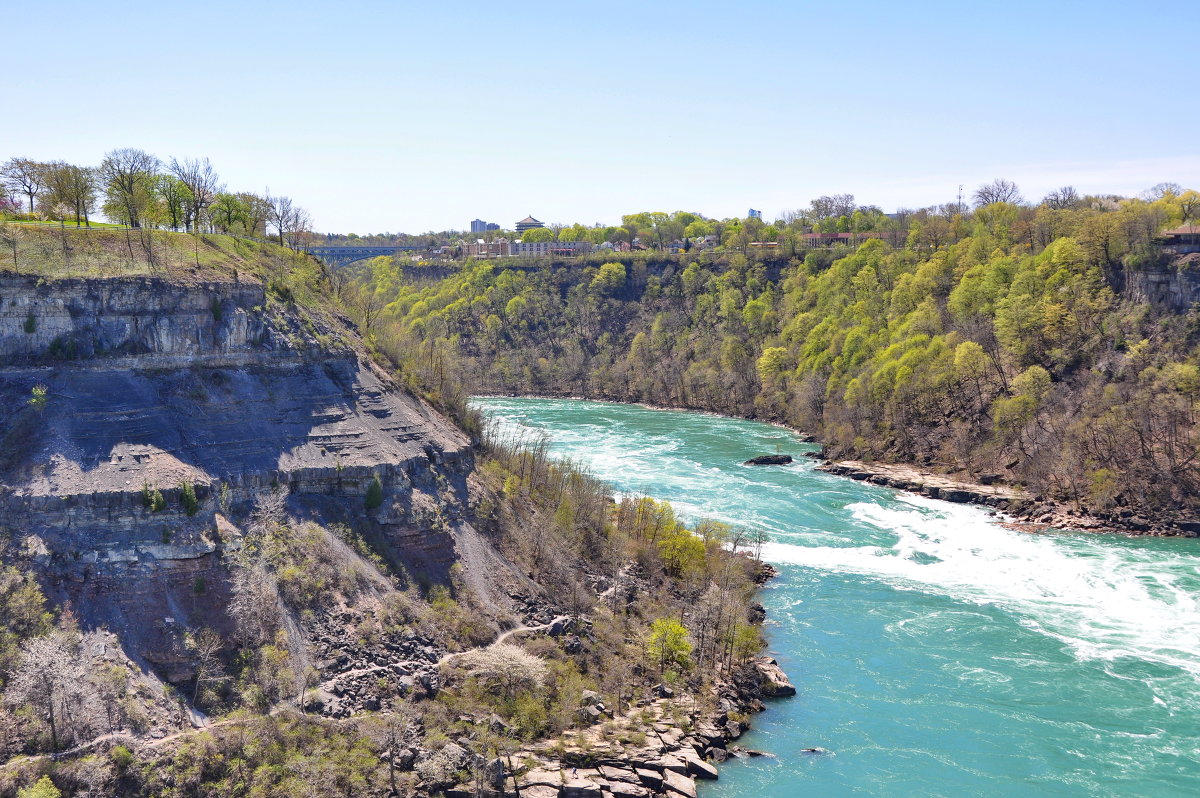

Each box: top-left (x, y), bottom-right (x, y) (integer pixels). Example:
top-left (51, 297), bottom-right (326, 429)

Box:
top-left (511, 240), bottom-right (592, 257)
top-left (462, 238), bottom-right (510, 258)
top-left (470, 219), bottom-right (488, 233)
top-left (486, 222), bottom-right (500, 230)
top-left (516, 215), bottom-right (545, 232)
top-left (1162, 226), bottom-right (1200, 254)
top-left (748, 208), bottom-right (763, 220)
top-left (799, 231), bottom-right (889, 248)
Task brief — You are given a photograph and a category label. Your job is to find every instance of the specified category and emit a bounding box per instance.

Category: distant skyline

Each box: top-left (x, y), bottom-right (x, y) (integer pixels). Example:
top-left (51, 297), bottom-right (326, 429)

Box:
top-left (5, 1), bottom-right (1198, 234)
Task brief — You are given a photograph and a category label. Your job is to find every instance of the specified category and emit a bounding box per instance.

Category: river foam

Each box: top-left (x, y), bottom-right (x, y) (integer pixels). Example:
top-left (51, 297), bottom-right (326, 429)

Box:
top-left (761, 494), bottom-right (1200, 690)
top-left (473, 397), bottom-right (1200, 795)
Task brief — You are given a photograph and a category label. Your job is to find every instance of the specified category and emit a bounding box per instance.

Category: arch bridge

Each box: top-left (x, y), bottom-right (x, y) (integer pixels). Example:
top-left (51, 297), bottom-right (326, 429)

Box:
top-left (306, 245), bottom-right (423, 266)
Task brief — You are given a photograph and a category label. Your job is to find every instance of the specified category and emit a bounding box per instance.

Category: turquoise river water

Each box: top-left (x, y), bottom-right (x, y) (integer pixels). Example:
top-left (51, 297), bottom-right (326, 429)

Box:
top-left (470, 397), bottom-right (1200, 797)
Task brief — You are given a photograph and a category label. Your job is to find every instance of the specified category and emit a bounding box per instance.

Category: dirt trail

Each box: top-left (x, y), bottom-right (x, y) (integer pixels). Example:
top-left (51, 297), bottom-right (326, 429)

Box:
top-left (437, 616), bottom-right (564, 667)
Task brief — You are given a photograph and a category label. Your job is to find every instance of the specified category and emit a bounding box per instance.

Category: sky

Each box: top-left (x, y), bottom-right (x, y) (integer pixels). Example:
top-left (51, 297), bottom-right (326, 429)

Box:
top-left (5, 0), bottom-right (1198, 234)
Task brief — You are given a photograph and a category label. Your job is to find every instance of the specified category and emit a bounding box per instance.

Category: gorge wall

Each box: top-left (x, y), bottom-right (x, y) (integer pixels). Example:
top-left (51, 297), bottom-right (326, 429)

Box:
top-left (0, 272), bottom-right (485, 675)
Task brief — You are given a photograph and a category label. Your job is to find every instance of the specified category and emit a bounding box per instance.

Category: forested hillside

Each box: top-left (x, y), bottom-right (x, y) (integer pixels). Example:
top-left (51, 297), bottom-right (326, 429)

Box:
top-left (352, 187), bottom-right (1200, 521)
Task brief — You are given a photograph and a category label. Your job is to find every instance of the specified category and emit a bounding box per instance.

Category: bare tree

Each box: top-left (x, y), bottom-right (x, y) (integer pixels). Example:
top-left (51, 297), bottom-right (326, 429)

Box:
top-left (1142, 182), bottom-right (1182, 201)
top-left (1043, 185), bottom-right (1081, 210)
top-left (186, 627), bottom-right (226, 704)
top-left (287, 206), bottom-right (313, 250)
top-left (41, 162), bottom-right (98, 227)
top-left (808, 193), bottom-right (856, 221)
top-left (1, 223), bottom-right (24, 268)
top-left (5, 630), bottom-right (86, 750)
top-left (264, 192), bottom-right (312, 249)
top-left (973, 178), bottom-right (1023, 207)
top-left (169, 157), bottom-right (221, 233)
top-left (99, 148), bottom-right (161, 229)
top-left (266, 191), bottom-right (295, 247)
top-left (1, 158), bottom-right (48, 214)
top-left (229, 566), bottom-right (282, 649)
top-left (366, 706), bottom-right (421, 796)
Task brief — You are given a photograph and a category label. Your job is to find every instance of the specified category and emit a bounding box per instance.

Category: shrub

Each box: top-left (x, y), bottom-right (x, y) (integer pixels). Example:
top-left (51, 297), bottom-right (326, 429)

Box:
top-left (22, 313), bottom-right (35, 334)
top-left (180, 480), bottom-right (199, 516)
top-left (27, 384), bottom-right (47, 410)
top-left (364, 475), bottom-right (383, 510)
top-left (143, 482), bottom-right (166, 513)
top-left (110, 744), bottom-right (134, 770)
top-left (17, 776), bottom-right (60, 798)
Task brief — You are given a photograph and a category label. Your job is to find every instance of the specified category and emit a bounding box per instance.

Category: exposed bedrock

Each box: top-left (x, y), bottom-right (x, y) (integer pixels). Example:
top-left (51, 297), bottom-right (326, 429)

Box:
top-left (0, 273), bottom-right (472, 585)
top-left (0, 274), bottom-right (274, 363)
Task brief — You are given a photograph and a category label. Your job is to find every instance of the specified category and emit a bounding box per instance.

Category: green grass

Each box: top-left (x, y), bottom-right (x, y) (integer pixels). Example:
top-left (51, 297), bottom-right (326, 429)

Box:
top-left (0, 224), bottom-right (303, 282)
top-left (1, 219), bottom-right (128, 229)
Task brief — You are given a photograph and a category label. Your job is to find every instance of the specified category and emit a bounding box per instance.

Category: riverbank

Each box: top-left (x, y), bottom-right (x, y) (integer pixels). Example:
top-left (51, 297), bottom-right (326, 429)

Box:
top-left (818, 458), bottom-right (1199, 538)
top-left (470, 397), bottom-right (1200, 798)
top-left (443, 654), bottom-right (796, 798)
top-left (478, 392), bottom-right (1197, 539)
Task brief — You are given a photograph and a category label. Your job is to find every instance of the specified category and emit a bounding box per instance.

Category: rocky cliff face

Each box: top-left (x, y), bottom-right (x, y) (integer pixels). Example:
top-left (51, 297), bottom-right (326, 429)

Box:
top-left (0, 275), bottom-right (270, 364)
top-left (0, 272), bottom-right (489, 681)
top-left (1125, 254), bottom-right (1200, 310)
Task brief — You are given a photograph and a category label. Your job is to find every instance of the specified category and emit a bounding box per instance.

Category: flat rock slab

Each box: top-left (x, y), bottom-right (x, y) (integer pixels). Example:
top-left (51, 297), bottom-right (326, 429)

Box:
top-left (686, 757), bottom-right (719, 780)
top-left (562, 776), bottom-right (604, 797)
top-left (609, 782), bottom-right (651, 798)
top-left (635, 767), bottom-right (663, 789)
top-left (663, 768), bottom-right (698, 798)
top-left (520, 786), bottom-right (561, 798)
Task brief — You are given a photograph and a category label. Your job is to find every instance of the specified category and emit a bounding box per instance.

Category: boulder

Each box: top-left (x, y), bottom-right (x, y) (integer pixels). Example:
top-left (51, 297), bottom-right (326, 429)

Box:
top-left (754, 657), bottom-right (797, 697)
top-left (743, 454), bottom-right (793, 466)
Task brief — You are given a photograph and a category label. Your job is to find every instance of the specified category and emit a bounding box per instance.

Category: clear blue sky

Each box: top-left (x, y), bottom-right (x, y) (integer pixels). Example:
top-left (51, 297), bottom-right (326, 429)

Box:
top-left (6, 0), bottom-right (1197, 233)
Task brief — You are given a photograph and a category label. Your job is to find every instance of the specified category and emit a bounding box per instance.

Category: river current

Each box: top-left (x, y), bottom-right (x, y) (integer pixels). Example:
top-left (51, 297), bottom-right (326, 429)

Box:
top-left (470, 397), bottom-right (1200, 797)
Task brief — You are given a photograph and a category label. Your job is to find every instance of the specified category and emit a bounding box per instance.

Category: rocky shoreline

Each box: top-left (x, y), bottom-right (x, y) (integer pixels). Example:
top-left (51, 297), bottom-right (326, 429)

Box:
top-left (817, 459), bottom-right (1199, 538)
top-left (441, 655), bottom-right (797, 798)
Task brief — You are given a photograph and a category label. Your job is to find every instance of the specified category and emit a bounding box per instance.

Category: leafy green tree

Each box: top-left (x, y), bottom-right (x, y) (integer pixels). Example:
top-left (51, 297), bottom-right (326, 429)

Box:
top-left (757, 347), bottom-right (790, 381)
top-left (589, 262), bottom-right (626, 296)
top-left (646, 618), bottom-right (692, 675)
top-left (521, 227), bottom-right (555, 242)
